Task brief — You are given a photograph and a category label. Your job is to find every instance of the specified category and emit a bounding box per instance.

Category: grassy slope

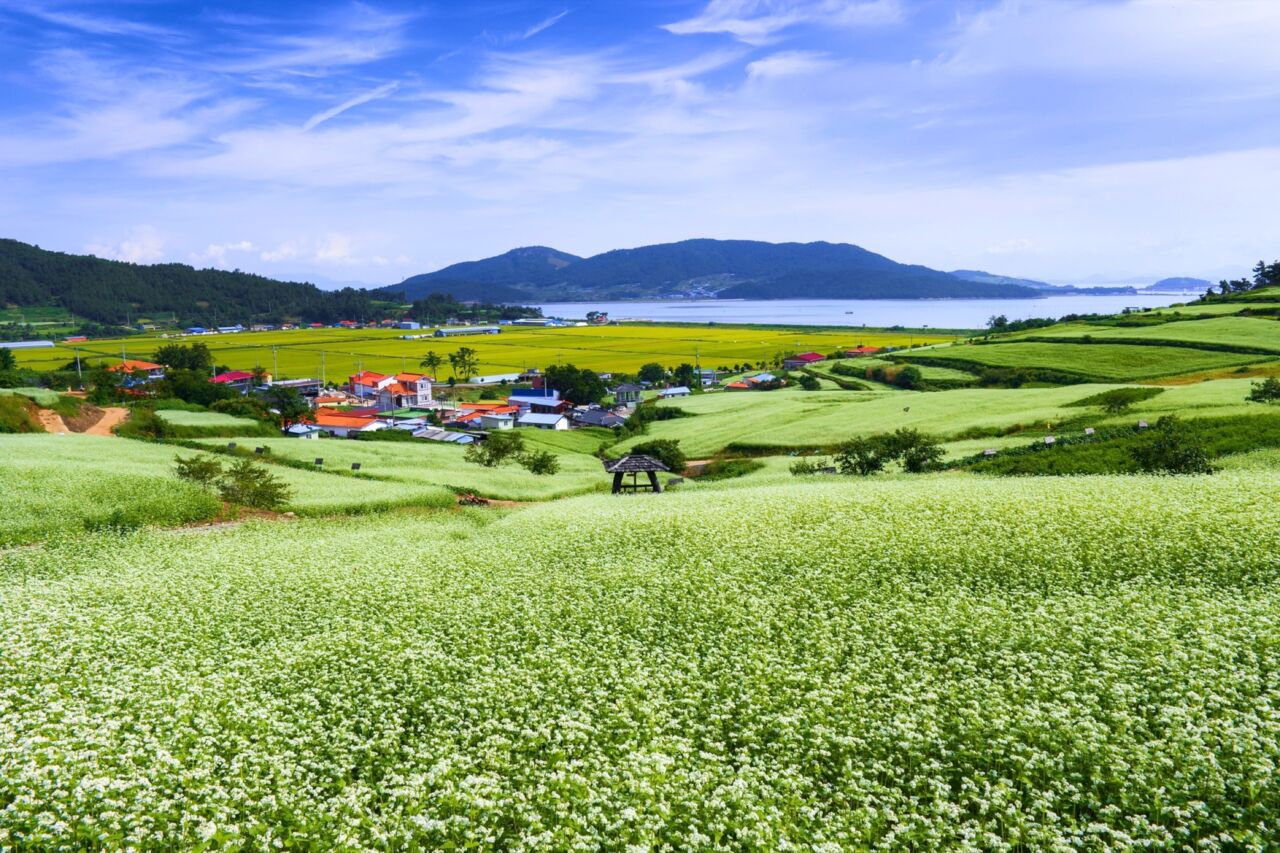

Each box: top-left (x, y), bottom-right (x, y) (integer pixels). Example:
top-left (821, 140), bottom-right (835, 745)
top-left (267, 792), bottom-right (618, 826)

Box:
top-left (898, 341), bottom-right (1265, 381)
top-left (194, 435), bottom-right (609, 501)
top-left (1027, 315), bottom-right (1280, 351)
top-left (0, 434), bottom-right (456, 523)
top-left (3, 474), bottom-right (1279, 848)
top-left (155, 410), bottom-right (266, 429)
top-left (615, 385), bottom-right (1119, 457)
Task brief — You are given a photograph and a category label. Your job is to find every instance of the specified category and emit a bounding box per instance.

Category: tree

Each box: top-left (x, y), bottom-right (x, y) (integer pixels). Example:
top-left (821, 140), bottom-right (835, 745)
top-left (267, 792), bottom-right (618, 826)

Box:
top-left (629, 438), bottom-right (686, 473)
top-left (174, 454), bottom-right (223, 491)
top-left (672, 363), bottom-right (697, 389)
top-left (154, 342), bottom-right (215, 373)
top-left (833, 436), bottom-right (885, 476)
top-left (419, 350), bottom-right (444, 378)
top-left (798, 373), bottom-right (821, 391)
top-left (218, 458), bottom-right (294, 509)
top-left (637, 362), bottom-right (666, 384)
top-left (264, 385), bottom-right (311, 426)
top-left (448, 346), bottom-right (479, 382)
top-left (1130, 416), bottom-right (1214, 475)
top-left (987, 315), bottom-right (1009, 332)
top-left (519, 449), bottom-right (560, 475)
top-left (544, 363), bottom-right (607, 405)
top-left (1248, 377), bottom-right (1280, 403)
top-left (0, 348), bottom-right (14, 371)
top-left (893, 365), bottom-right (923, 390)
top-left (465, 430), bottom-right (525, 467)
top-left (251, 365), bottom-right (269, 385)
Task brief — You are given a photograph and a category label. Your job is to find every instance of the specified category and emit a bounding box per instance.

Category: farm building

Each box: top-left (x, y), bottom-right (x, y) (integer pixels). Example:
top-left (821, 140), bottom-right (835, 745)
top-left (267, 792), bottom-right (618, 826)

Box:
top-left (509, 390), bottom-right (567, 414)
top-left (479, 412), bottom-right (515, 430)
top-left (412, 427), bottom-right (475, 444)
top-left (398, 320), bottom-right (421, 330)
top-left (434, 326), bottom-right (501, 337)
top-left (517, 412), bottom-right (570, 430)
top-left (846, 346), bottom-right (883, 356)
top-left (613, 383), bottom-right (643, 405)
top-left (574, 409), bottom-right (626, 428)
top-left (658, 386), bottom-right (691, 398)
top-left (0, 340), bottom-right (54, 350)
top-left (783, 352), bottom-right (826, 369)
top-left (696, 368), bottom-right (718, 386)
top-left (510, 318), bottom-right (555, 326)
top-left (212, 370), bottom-right (269, 393)
top-left (268, 378), bottom-right (324, 398)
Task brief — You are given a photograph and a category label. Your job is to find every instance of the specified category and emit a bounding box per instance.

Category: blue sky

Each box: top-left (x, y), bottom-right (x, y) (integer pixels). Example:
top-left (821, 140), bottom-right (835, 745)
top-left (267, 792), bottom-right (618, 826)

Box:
top-left (1, 0), bottom-right (1277, 285)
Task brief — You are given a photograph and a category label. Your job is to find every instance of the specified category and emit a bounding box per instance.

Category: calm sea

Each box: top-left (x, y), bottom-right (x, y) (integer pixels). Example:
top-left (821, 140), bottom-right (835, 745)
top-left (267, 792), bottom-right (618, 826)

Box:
top-left (534, 293), bottom-right (1199, 330)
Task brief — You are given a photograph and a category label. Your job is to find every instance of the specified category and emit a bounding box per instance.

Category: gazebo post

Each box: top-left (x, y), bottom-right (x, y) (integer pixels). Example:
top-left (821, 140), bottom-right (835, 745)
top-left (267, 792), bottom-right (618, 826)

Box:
top-left (612, 472), bottom-right (624, 494)
top-left (648, 470), bottom-right (661, 493)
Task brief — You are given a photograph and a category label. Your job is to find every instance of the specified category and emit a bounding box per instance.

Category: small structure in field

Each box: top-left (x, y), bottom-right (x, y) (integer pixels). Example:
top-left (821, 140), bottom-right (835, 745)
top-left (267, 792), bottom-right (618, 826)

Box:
top-left (603, 454), bottom-right (669, 494)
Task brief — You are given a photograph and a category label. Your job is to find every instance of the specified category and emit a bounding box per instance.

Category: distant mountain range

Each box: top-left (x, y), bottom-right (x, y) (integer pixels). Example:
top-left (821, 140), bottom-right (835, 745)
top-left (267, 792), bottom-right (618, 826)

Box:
top-left (382, 240), bottom-right (1045, 302)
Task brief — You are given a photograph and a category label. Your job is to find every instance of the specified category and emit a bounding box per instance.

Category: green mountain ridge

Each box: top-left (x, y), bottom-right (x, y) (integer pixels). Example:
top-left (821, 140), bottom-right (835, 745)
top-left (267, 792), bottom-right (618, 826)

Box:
top-left (386, 239), bottom-right (1043, 302)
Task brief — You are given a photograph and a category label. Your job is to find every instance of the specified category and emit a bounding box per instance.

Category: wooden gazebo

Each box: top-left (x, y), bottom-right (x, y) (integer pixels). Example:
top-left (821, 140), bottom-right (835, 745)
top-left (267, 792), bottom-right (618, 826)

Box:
top-left (603, 454), bottom-right (670, 494)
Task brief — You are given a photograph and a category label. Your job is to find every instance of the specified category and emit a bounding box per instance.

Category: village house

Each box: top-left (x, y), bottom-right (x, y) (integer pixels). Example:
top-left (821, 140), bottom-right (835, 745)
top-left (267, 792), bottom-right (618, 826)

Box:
top-left (846, 346), bottom-right (883, 357)
top-left (285, 423), bottom-right (323, 439)
top-left (509, 389), bottom-right (567, 414)
top-left (479, 412), bottom-right (516, 430)
top-left (783, 352), bottom-right (826, 370)
top-left (311, 409), bottom-right (385, 438)
top-left (211, 370), bottom-right (269, 394)
top-left (658, 386), bottom-right (691, 398)
top-left (574, 409), bottom-right (627, 429)
top-left (375, 373), bottom-right (433, 411)
top-left (613, 383), bottom-right (643, 405)
top-left (517, 412), bottom-right (570, 430)
top-left (107, 359), bottom-right (166, 383)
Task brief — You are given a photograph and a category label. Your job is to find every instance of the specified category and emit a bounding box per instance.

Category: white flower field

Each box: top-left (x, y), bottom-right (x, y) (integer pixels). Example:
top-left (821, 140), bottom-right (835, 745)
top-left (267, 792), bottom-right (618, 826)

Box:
top-left (3, 473), bottom-right (1279, 849)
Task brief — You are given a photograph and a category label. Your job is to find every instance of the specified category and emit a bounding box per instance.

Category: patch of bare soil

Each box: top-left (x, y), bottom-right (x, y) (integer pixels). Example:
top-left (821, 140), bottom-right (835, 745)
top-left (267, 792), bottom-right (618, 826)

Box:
top-left (63, 403), bottom-right (105, 432)
top-left (35, 408), bottom-right (67, 433)
top-left (84, 407), bottom-right (128, 436)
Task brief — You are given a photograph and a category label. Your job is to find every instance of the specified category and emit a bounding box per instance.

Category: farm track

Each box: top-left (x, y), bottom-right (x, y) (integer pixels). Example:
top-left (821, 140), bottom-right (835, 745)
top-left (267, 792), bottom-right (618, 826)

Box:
top-left (84, 407), bottom-right (128, 436)
top-left (36, 409), bottom-right (67, 433)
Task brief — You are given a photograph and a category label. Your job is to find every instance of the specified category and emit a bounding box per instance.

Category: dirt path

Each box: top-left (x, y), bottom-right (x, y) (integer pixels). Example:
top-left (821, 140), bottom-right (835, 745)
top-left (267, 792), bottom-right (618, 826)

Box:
top-left (36, 409), bottom-right (68, 433)
top-left (84, 407), bottom-right (128, 436)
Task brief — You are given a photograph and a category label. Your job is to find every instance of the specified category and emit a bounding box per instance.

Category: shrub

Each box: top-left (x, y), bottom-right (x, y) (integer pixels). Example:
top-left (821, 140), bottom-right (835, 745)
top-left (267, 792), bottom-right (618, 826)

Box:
top-left (833, 436), bottom-right (885, 476)
top-left (518, 449), bottom-right (560, 476)
top-left (1131, 416), bottom-right (1215, 475)
top-left (1068, 386), bottom-right (1165, 412)
top-left (789, 457), bottom-right (830, 476)
top-left (797, 374), bottom-right (821, 391)
top-left (630, 438), bottom-right (687, 473)
top-left (465, 430), bottom-right (525, 467)
top-left (174, 454), bottom-right (223, 491)
top-left (218, 458), bottom-right (294, 510)
top-left (1247, 377), bottom-right (1280, 403)
top-left (697, 459), bottom-right (764, 481)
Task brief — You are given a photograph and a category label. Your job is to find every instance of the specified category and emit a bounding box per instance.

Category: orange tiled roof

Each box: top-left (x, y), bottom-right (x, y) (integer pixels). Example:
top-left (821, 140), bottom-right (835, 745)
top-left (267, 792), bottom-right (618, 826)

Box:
top-left (394, 372), bottom-right (430, 383)
top-left (349, 370), bottom-right (388, 385)
top-left (108, 359), bottom-right (163, 372)
top-left (313, 409), bottom-right (378, 429)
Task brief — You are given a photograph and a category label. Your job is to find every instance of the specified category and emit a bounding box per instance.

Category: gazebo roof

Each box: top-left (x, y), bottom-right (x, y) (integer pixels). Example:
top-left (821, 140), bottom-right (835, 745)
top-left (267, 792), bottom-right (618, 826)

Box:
top-left (602, 454), bottom-right (670, 474)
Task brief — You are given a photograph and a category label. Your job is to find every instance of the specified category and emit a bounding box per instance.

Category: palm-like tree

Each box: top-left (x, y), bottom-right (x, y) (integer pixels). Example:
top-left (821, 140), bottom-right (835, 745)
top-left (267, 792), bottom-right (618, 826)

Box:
top-left (419, 350), bottom-right (443, 378)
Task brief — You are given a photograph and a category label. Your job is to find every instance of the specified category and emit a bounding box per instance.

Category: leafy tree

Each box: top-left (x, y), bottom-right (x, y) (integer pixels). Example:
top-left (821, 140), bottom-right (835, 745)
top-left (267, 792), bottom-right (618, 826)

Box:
top-left (987, 315), bottom-right (1009, 332)
top-left (251, 365), bottom-right (269, 385)
top-left (789, 457), bottom-right (830, 476)
top-left (263, 385), bottom-right (311, 426)
top-left (0, 348), bottom-right (15, 371)
top-left (86, 366), bottom-right (122, 404)
top-left (629, 438), bottom-right (686, 473)
top-left (834, 436), bottom-right (885, 476)
top-left (798, 373), bottom-right (821, 391)
top-left (519, 449), bottom-right (560, 476)
top-left (154, 342), bottom-right (216, 373)
top-left (465, 430), bottom-right (525, 467)
top-left (218, 458), bottom-right (294, 509)
top-left (1130, 416), bottom-right (1214, 475)
top-left (1247, 377), bottom-right (1280, 403)
top-left (893, 365), bottom-right (924, 390)
top-left (544, 363), bottom-right (607, 405)
top-left (419, 350), bottom-right (444, 378)
top-left (174, 454), bottom-right (223, 491)
top-left (157, 369), bottom-right (238, 407)
top-left (448, 346), bottom-right (480, 382)
top-left (672, 363), bottom-right (697, 389)
top-left (637, 362), bottom-right (666, 384)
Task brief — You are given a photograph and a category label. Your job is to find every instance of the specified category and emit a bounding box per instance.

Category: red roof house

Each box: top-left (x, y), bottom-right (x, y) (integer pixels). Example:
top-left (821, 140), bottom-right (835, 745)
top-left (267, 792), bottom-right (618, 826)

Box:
top-left (783, 352), bottom-right (826, 369)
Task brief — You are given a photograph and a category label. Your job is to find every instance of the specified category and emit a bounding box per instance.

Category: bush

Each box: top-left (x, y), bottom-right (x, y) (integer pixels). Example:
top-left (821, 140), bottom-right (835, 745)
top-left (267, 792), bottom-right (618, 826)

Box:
top-left (697, 459), bottom-right (764, 481)
top-left (465, 430), bottom-right (525, 467)
top-left (174, 454), bottom-right (223, 491)
top-left (218, 458), bottom-right (294, 510)
top-left (0, 396), bottom-right (40, 433)
top-left (518, 449), bottom-right (560, 476)
top-left (630, 438), bottom-right (687, 473)
top-left (1131, 416), bottom-right (1215, 475)
top-left (833, 436), bottom-right (885, 476)
top-left (1247, 377), bottom-right (1280, 403)
top-left (797, 374), bottom-right (821, 391)
top-left (789, 457), bottom-right (831, 476)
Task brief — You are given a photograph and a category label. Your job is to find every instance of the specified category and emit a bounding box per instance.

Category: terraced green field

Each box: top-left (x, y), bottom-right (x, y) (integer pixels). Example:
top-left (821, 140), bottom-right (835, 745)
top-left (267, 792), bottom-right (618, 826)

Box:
top-left (899, 341), bottom-right (1266, 381)
top-left (4, 473), bottom-right (1279, 848)
top-left (155, 410), bottom-right (265, 430)
top-left (1027, 315), bottom-right (1280, 352)
top-left (617, 385), bottom-right (1122, 457)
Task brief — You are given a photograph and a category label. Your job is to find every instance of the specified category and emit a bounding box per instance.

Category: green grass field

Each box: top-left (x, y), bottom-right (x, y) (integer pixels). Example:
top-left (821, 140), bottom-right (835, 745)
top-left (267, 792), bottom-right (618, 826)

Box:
top-left (11, 324), bottom-right (950, 380)
top-left (615, 385), bottom-right (1126, 457)
top-left (154, 410), bottom-right (265, 430)
top-left (4, 473), bottom-right (1279, 848)
top-left (194, 435), bottom-right (609, 501)
top-left (899, 341), bottom-right (1267, 381)
top-left (1026, 315), bottom-right (1280, 352)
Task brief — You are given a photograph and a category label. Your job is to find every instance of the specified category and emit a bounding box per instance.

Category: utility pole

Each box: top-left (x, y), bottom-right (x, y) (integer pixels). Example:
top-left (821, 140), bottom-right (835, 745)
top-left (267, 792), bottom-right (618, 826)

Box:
top-left (74, 347), bottom-right (82, 386)
top-left (272, 346), bottom-right (278, 381)
top-left (321, 350), bottom-right (326, 387)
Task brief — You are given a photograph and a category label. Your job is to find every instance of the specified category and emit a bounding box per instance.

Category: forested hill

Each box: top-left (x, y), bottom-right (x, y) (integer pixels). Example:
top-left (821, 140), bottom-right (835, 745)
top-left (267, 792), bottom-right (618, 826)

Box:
top-left (386, 239), bottom-right (1042, 301)
top-left (0, 239), bottom-right (379, 326)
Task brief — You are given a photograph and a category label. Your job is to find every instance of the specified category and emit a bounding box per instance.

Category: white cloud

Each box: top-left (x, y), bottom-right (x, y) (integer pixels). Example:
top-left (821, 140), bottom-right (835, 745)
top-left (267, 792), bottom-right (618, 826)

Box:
top-left (192, 240), bottom-right (256, 267)
top-left (665, 0), bottom-right (902, 44)
top-left (522, 9), bottom-right (569, 40)
top-left (746, 50), bottom-right (834, 79)
top-left (314, 234), bottom-right (354, 264)
top-left (86, 225), bottom-right (165, 263)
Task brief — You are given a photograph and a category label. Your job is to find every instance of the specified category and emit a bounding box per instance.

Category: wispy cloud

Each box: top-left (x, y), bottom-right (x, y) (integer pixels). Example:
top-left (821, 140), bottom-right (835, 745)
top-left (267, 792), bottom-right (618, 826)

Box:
top-left (0, 2), bottom-right (181, 39)
top-left (303, 81), bottom-right (400, 131)
top-left (86, 225), bottom-right (165, 263)
top-left (522, 9), bottom-right (569, 40)
top-left (665, 0), bottom-right (902, 44)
